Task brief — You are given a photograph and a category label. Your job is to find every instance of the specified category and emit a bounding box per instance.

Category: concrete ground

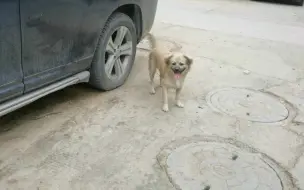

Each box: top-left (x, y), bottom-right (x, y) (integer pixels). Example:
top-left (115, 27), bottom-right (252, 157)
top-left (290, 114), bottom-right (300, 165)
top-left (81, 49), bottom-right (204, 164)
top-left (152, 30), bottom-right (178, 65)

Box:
top-left (1, 0), bottom-right (304, 189)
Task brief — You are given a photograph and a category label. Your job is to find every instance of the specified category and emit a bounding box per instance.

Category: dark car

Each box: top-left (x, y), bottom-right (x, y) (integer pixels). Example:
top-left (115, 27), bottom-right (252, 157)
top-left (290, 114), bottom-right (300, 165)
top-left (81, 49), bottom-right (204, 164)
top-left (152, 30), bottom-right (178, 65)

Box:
top-left (0, 0), bottom-right (158, 117)
top-left (298, 0), bottom-right (303, 5)
top-left (285, 0), bottom-right (303, 5)
top-left (257, 0), bottom-right (304, 5)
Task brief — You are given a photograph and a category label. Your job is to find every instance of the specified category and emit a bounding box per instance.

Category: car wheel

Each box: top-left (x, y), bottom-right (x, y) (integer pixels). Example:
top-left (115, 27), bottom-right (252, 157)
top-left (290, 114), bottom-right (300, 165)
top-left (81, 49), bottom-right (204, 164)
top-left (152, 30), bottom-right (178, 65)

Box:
top-left (89, 12), bottom-right (137, 91)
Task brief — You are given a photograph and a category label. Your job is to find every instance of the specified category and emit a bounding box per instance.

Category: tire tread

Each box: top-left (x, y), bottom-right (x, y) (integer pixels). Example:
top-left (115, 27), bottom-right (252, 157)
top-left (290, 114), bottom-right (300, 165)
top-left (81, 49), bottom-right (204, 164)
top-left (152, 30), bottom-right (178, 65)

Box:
top-left (89, 12), bottom-right (136, 91)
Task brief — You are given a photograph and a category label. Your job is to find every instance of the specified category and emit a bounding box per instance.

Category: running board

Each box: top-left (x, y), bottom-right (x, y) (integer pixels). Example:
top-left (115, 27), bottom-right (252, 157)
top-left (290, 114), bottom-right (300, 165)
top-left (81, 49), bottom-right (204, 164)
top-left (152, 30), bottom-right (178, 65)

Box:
top-left (0, 71), bottom-right (90, 117)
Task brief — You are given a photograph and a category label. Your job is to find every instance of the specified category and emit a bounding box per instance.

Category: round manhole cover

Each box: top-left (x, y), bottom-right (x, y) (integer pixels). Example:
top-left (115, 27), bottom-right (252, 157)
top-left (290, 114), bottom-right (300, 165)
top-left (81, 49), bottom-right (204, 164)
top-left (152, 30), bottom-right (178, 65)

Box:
top-left (157, 136), bottom-right (296, 190)
top-left (206, 88), bottom-right (289, 123)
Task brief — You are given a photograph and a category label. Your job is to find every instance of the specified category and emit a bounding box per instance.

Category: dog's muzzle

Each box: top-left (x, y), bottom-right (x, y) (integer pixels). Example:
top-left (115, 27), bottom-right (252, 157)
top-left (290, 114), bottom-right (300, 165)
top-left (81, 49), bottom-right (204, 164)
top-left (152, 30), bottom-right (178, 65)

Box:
top-left (172, 68), bottom-right (185, 74)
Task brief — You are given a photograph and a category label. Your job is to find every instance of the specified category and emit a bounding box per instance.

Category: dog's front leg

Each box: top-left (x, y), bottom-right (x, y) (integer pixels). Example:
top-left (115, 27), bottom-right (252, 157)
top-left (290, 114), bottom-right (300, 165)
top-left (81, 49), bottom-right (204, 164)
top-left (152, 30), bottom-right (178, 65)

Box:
top-left (175, 88), bottom-right (184, 108)
top-left (162, 85), bottom-right (169, 112)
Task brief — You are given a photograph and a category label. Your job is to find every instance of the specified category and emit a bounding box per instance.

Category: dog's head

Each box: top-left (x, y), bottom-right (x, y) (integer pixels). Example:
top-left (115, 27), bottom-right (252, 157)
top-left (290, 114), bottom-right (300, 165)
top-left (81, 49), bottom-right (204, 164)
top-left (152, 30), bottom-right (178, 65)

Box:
top-left (165, 53), bottom-right (193, 79)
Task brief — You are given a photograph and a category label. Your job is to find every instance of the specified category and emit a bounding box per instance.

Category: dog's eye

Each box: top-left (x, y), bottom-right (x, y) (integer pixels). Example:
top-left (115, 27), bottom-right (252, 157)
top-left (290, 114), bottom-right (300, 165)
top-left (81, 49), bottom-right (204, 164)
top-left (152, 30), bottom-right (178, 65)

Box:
top-left (172, 62), bottom-right (176, 66)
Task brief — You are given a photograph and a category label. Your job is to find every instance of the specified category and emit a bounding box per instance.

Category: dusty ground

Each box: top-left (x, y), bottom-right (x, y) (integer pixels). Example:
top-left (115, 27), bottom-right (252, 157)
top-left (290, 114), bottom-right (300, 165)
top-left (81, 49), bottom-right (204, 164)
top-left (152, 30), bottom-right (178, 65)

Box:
top-left (1, 0), bottom-right (304, 189)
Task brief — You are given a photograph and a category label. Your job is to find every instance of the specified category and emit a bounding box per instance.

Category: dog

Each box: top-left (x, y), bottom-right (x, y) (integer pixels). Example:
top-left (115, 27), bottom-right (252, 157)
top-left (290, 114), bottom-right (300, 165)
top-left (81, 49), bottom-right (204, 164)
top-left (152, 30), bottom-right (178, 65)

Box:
top-left (144, 33), bottom-right (193, 112)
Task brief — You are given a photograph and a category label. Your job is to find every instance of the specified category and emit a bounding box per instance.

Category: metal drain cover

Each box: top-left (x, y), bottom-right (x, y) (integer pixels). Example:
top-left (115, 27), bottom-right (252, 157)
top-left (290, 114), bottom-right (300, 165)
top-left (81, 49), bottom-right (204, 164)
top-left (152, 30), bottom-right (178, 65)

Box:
top-left (206, 88), bottom-right (289, 123)
top-left (157, 136), bottom-right (296, 190)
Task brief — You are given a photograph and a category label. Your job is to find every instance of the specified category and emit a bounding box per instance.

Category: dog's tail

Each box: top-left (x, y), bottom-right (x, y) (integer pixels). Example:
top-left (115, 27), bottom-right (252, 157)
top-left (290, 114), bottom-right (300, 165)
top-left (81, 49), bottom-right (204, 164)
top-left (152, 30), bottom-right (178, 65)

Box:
top-left (144, 32), bottom-right (157, 50)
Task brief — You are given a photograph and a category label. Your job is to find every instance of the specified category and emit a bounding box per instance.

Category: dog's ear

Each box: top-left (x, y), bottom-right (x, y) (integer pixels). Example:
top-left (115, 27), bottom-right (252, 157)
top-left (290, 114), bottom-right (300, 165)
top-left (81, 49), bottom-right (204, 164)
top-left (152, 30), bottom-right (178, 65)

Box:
top-left (184, 55), bottom-right (193, 66)
top-left (164, 54), bottom-right (173, 65)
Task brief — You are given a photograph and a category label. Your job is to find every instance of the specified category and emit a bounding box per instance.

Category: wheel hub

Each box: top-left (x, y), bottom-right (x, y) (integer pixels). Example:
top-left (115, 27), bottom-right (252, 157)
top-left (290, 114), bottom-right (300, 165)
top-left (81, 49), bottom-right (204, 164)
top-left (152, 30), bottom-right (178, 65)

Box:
top-left (104, 26), bottom-right (133, 80)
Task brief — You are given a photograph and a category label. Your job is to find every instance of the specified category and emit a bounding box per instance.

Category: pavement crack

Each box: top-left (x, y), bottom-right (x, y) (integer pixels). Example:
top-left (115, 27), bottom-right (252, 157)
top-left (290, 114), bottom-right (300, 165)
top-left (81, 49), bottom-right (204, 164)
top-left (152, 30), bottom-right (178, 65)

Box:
top-left (263, 77), bottom-right (304, 91)
top-left (289, 143), bottom-right (304, 170)
top-left (30, 112), bottom-right (62, 120)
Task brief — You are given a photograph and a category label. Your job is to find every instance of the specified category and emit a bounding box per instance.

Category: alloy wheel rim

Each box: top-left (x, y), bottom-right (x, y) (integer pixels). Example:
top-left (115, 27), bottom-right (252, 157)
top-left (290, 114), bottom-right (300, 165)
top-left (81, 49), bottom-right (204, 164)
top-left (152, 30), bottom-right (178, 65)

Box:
top-left (104, 26), bottom-right (133, 80)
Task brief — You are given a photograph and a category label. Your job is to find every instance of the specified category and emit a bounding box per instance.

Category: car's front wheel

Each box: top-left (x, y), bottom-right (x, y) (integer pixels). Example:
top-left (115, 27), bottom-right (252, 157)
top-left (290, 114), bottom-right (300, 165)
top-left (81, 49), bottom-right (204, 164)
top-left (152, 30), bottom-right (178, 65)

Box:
top-left (89, 12), bottom-right (137, 91)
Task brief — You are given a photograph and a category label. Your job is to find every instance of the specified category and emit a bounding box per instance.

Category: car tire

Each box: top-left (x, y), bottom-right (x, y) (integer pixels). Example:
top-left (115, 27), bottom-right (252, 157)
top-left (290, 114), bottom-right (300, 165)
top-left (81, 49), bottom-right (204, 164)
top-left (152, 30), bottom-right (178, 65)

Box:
top-left (89, 12), bottom-right (137, 91)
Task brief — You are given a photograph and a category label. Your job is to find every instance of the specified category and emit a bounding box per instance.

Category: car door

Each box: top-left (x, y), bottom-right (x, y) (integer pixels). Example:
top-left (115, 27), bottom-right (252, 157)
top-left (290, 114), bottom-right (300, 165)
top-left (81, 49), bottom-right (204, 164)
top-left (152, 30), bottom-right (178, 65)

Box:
top-left (20, 0), bottom-right (98, 92)
top-left (0, 0), bottom-right (24, 103)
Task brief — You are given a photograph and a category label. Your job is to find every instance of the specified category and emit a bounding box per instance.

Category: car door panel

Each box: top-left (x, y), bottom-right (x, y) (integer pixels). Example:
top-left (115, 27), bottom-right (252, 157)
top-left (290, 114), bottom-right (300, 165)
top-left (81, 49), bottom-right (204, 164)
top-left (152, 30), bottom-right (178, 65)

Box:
top-left (20, 0), bottom-right (97, 92)
top-left (0, 0), bottom-right (24, 103)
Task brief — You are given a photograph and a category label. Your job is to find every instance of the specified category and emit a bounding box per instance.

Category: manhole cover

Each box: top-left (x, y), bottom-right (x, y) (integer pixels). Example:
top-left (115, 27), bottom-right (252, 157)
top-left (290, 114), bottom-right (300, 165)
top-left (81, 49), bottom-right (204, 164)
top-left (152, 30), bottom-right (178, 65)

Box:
top-left (206, 88), bottom-right (289, 123)
top-left (157, 136), bottom-right (296, 190)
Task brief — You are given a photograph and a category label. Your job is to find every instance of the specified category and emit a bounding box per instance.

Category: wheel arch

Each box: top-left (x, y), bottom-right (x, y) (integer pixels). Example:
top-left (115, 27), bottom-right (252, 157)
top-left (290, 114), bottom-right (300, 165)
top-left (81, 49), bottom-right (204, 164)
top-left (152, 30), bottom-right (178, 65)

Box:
top-left (112, 4), bottom-right (143, 43)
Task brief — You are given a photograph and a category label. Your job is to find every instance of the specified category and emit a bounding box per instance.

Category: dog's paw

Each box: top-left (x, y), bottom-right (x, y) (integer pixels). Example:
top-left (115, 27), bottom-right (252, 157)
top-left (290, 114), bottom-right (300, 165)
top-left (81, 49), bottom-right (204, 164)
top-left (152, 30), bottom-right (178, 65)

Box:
top-left (176, 101), bottom-right (184, 108)
top-left (150, 88), bottom-right (156, 94)
top-left (162, 104), bottom-right (169, 112)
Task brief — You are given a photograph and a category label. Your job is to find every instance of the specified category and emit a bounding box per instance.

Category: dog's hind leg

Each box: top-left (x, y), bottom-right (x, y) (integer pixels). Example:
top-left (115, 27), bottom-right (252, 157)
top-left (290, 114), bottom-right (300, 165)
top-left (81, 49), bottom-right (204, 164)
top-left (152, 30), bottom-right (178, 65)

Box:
top-left (148, 53), bottom-right (156, 94)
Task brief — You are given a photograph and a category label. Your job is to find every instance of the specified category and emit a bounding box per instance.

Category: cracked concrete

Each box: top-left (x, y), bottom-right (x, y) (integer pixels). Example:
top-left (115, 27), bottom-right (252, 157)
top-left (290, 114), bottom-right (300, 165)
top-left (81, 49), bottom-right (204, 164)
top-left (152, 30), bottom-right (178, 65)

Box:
top-left (1, 0), bottom-right (304, 189)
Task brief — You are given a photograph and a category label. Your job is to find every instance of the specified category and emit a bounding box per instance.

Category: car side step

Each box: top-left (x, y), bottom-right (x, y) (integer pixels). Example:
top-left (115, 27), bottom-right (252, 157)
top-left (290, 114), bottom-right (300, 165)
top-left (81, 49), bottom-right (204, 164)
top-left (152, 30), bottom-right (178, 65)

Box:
top-left (0, 71), bottom-right (90, 117)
